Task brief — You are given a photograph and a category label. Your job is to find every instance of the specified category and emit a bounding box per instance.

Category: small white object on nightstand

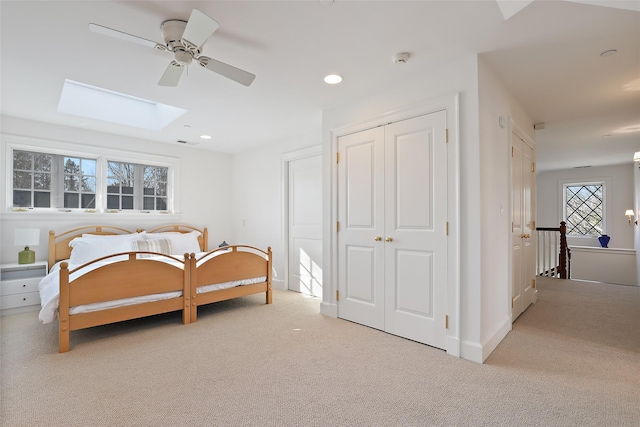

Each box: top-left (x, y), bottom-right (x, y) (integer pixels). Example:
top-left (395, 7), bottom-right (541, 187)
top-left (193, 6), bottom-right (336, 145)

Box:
top-left (0, 261), bottom-right (48, 316)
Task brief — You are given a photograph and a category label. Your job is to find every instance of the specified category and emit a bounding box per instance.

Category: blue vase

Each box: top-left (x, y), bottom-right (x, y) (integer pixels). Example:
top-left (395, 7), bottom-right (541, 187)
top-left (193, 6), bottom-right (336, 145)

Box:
top-left (598, 235), bottom-right (610, 248)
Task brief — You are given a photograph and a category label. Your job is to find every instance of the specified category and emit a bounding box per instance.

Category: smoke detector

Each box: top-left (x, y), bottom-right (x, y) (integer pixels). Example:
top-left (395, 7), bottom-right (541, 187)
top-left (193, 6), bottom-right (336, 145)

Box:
top-left (392, 52), bottom-right (411, 64)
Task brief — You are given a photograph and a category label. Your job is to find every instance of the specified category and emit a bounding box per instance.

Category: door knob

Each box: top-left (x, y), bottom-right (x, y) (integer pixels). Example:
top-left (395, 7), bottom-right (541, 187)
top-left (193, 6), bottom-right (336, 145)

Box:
top-left (385, 237), bottom-right (393, 242)
top-left (374, 236), bottom-right (382, 241)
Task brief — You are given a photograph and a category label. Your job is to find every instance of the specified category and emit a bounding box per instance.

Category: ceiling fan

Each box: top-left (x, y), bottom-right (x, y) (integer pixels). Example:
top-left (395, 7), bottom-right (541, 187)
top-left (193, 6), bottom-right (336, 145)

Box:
top-left (89, 9), bottom-right (255, 87)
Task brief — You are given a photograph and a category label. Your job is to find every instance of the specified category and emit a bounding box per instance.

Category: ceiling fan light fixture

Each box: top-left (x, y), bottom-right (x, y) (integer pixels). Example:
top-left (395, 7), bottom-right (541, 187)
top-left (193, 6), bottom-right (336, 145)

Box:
top-left (324, 74), bottom-right (343, 84)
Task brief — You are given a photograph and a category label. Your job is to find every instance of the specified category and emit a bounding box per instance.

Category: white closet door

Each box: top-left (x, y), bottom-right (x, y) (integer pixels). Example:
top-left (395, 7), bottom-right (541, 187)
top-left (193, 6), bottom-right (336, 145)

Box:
top-left (288, 154), bottom-right (323, 297)
top-left (337, 127), bottom-right (386, 330)
top-left (337, 110), bottom-right (449, 350)
top-left (383, 111), bottom-right (448, 348)
top-left (511, 133), bottom-right (535, 321)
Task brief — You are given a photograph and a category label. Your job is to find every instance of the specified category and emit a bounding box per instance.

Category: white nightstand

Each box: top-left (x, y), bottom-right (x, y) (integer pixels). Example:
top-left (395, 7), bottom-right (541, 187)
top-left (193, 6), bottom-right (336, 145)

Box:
top-left (0, 261), bottom-right (48, 316)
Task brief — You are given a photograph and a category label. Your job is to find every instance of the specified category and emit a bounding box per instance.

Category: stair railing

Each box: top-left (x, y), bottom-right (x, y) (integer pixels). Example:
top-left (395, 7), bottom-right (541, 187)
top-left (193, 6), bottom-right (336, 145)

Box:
top-left (536, 221), bottom-right (570, 279)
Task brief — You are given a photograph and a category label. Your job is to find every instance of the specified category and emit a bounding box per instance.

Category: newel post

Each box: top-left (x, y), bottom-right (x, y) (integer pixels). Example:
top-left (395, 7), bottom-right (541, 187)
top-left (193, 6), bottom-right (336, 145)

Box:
top-left (559, 221), bottom-right (568, 279)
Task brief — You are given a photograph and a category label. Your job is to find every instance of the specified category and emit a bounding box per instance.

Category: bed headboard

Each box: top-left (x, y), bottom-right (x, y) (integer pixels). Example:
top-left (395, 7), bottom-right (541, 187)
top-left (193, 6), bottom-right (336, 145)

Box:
top-left (144, 225), bottom-right (208, 253)
top-left (48, 224), bottom-right (208, 270)
top-left (48, 226), bottom-right (134, 269)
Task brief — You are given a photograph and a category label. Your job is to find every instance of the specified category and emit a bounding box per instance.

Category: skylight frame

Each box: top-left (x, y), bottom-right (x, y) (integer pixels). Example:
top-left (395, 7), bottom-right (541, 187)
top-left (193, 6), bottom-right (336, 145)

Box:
top-left (57, 80), bottom-right (187, 131)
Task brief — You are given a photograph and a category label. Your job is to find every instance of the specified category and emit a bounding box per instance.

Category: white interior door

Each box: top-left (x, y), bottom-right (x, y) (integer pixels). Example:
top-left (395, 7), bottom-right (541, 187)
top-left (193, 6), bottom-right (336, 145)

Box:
top-left (383, 111), bottom-right (448, 348)
top-left (288, 154), bottom-right (323, 297)
top-left (337, 127), bottom-right (386, 330)
top-left (337, 110), bottom-right (448, 349)
top-left (511, 132), bottom-right (535, 321)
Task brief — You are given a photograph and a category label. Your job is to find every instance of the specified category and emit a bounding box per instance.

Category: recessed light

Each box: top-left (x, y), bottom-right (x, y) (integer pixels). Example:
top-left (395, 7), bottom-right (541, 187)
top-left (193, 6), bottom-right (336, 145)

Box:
top-left (324, 74), bottom-right (343, 84)
top-left (200, 135), bottom-right (212, 139)
top-left (600, 49), bottom-right (617, 57)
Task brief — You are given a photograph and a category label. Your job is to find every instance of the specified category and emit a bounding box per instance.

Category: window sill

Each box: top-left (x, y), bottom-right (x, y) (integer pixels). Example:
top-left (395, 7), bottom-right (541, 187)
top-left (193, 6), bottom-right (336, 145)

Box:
top-left (0, 210), bottom-right (183, 221)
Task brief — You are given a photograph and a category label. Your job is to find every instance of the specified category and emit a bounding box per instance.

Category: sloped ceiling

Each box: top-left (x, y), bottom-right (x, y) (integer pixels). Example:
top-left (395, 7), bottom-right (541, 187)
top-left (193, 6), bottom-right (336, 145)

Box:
top-left (1, 0), bottom-right (638, 171)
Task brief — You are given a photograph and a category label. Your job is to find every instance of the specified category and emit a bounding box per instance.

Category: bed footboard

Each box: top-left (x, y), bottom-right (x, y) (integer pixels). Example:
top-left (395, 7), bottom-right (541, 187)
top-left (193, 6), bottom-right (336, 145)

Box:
top-left (190, 246), bottom-right (272, 322)
top-left (58, 253), bottom-right (191, 353)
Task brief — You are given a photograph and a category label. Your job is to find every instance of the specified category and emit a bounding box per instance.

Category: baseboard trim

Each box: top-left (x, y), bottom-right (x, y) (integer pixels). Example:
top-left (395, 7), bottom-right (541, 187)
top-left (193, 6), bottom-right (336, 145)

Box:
top-left (320, 301), bottom-right (338, 317)
top-left (460, 340), bottom-right (483, 363)
top-left (482, 316), bottom-right (512, 362)
top-left (459, 316), bottom-right (512, 364)
top-left (272, 279), bottom-right (286, 291)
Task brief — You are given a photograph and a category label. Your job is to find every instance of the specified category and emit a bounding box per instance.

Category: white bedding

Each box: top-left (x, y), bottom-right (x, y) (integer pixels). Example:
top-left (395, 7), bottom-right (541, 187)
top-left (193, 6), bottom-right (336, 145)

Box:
top-left (38, 251), bottom-right (267, 324)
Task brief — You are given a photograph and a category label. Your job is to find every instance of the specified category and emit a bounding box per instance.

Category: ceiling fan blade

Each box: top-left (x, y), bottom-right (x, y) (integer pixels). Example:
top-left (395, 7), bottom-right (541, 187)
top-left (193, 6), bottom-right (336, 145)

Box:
top-left (199, 57), bottom-right (256, 87)
top-left (158, 61), bottom-right (185, 87)
top-left (89, 23), bottom-right (160, 49)
top-left (181, 9), bottom-right (219, 48)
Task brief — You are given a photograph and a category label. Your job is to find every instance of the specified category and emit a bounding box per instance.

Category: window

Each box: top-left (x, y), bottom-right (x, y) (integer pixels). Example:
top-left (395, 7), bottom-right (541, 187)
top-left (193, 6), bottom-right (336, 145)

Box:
top-left (564, 183), bottom-right (605, 237)
top-left (106, 161), bottom-right (168, 211)
top-left (13, 150), bottom-right (52, 208)
top-left (143, 165), bottom-right (168, 211)
top-left (9, 147), bottom-right (172, 213)
top-left (63, 157), bottom-right (96, 209)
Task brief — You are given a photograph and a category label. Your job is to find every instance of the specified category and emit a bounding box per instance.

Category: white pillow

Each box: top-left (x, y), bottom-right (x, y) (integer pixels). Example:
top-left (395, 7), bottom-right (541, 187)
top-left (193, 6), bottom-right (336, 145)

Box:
top-left (80, 233), bottom-right (137, 239)
top-left (69, 234), bottom-right (141, 266)
top-left (144, 230), bottom-right (201, 255)
top-left (131, 238), bottom-right (172, 258)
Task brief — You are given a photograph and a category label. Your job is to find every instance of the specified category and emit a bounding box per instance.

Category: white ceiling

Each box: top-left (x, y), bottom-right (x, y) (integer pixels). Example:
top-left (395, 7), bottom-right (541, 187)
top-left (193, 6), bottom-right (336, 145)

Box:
top-left (1, 0), bottom-right (639, 171)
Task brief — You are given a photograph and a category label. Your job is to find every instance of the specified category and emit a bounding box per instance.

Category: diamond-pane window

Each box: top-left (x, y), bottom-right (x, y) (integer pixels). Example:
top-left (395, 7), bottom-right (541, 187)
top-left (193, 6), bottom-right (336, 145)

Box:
top-left (565, 184), bottom-right (604, 237)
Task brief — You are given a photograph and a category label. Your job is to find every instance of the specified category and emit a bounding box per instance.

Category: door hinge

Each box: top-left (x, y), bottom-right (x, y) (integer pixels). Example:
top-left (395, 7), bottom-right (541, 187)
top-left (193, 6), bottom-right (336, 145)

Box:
top-left (336, 290), bottom-right (339, 301)
top-left (511, 146), bottom-right (514, 157)
top-left (336, 221), bottom-right (340, 232)
top-left (511, 297), bottom-right (514, 309)
top-left (445, 128), bottom-right (449, 143)
top-left (532, 278), bottom-right (536, 289)
top-left (531, 220), bottom-right (536, 230)
top-left (512, 222), bottom-right (514, 233)
top-left (445, 315), bottom-right (449, 329)
top-left (531, 162), bottom-right (536, 173)
top-left (445, 221), bottom-right (449, 236)
top-left (336, 152), bottom-right (340, 163)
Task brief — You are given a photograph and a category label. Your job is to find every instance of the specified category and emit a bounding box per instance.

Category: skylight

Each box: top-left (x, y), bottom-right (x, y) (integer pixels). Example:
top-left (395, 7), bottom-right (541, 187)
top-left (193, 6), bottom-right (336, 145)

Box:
top-left (58, 80), bottom-right (186, 131)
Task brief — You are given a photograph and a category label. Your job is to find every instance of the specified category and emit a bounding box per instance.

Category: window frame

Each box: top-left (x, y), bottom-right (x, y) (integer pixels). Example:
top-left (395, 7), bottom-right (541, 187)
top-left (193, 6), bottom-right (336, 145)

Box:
top-left (561, 179), bottom-right (607, 239)
top-left (4, 137), bottom-right (180, 215)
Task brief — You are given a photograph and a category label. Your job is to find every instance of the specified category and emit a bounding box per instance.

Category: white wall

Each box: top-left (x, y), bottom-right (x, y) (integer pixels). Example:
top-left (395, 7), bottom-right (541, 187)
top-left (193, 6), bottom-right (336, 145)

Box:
top-left (322, 54), bottom-right (483, 361)
top-left (477, 57), bottom-right (534, 361)
top-left (230, 129), bottom-right (321, 289)
top-left (1, 116), bottom-right (233, 265)
top-left (536, 164), bottom-right (635, 249)
top-left (570, 246), bottom-right (636, 286)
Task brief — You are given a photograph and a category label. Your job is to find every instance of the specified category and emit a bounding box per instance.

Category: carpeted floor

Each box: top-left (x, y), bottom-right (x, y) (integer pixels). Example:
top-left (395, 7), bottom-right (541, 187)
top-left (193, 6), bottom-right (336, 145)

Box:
top-left (1, 278), bottom-right (638, 426)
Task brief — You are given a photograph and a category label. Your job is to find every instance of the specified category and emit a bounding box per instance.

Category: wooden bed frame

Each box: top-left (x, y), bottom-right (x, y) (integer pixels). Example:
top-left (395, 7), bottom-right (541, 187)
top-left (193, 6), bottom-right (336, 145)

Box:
top-left (190, 245), bottom-right (273, 322)
top-left (47, 225), bottom-right (272, 352)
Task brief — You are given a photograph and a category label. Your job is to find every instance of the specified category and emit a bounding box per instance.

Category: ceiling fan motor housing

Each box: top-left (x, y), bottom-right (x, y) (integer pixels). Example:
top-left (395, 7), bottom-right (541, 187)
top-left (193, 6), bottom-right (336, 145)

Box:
top-left (161, 19), bottom-right (198, 65)
top-left (161, 19), bottom-right (187, 45)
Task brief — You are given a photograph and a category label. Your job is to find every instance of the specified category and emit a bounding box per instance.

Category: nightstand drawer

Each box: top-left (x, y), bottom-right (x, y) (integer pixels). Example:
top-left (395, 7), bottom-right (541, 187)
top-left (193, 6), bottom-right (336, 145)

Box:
top-left (1, 277), bottom-right (41, 296)
top-left (1, 292), bottom-right (40, 309)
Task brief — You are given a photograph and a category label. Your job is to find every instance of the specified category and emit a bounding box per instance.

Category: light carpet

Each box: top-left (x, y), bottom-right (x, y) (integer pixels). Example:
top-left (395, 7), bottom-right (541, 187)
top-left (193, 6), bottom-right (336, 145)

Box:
top-left (1, 278), bottom-right (638, 426)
